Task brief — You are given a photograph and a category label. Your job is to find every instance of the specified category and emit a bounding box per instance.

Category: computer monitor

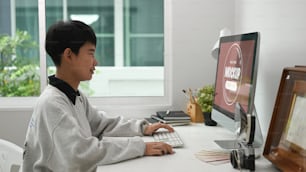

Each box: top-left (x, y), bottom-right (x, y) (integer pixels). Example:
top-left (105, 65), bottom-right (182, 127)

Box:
top-left (212, 32), bottom-right (263, 149)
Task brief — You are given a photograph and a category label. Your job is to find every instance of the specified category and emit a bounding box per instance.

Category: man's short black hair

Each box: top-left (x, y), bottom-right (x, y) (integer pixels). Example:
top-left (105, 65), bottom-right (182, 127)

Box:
top-left (45, 20), bottom-right (96, 66)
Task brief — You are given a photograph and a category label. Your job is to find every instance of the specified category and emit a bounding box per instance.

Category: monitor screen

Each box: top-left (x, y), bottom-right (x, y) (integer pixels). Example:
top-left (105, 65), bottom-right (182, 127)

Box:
top-left (212, 32), bottom-right (260, 136)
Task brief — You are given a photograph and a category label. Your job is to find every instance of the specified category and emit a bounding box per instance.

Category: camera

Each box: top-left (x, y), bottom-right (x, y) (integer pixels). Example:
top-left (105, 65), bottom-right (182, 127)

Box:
top-left (230, 146), bottom-right (255, 171)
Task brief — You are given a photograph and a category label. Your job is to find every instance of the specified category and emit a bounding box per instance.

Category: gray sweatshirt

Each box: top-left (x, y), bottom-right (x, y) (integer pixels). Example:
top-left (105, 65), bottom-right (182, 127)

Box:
top-left (22, 85), bottom-right (148, 172)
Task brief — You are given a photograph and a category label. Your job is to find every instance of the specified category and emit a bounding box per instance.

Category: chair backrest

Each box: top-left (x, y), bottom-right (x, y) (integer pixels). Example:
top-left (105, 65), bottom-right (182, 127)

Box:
top-left (0, 139), bottom-right (23, 172)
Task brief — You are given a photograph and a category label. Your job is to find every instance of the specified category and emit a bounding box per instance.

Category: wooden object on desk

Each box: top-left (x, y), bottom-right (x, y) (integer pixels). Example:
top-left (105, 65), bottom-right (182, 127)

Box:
top-left (186, 102), bottom-right (204, 123)
top-left (185, 88), bottom-right (204, 123)
top-left (263, 67), bottom-right (306, 172)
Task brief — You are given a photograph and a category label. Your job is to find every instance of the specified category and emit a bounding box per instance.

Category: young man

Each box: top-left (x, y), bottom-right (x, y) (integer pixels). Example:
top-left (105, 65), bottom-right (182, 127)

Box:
top-left (22, 20), bottom-right (174, 172)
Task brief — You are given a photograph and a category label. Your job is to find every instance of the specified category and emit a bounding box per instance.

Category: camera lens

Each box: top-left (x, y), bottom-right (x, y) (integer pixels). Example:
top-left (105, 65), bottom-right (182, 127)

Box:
top-left (230, 149), bottom-right (255, 171)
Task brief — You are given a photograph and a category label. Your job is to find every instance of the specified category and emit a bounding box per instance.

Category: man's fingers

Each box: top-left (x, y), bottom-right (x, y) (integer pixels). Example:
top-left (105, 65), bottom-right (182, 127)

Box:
top-left (145, 142), bottom-right (174, 156)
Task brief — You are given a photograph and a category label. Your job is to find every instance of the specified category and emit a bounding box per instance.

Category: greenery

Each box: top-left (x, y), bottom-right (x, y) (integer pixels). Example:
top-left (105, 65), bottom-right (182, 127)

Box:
top-left (197, 84), bottom-right (215, 113)
top-left (0, 30), bottom-right (40, 96)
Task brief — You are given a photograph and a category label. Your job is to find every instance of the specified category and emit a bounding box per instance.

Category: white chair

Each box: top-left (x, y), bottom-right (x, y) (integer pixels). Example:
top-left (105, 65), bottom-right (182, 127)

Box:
top-left (0, 139), bottom-right (23, 172)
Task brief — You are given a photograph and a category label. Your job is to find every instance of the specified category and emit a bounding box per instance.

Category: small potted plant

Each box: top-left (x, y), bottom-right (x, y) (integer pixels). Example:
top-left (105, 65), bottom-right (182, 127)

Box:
top-left (197, 84), bottom-right (217, 126)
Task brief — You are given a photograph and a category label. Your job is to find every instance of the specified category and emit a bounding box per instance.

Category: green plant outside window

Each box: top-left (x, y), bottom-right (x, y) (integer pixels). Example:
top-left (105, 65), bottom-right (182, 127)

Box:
top-left (0, 31), bottom-right (40, 96)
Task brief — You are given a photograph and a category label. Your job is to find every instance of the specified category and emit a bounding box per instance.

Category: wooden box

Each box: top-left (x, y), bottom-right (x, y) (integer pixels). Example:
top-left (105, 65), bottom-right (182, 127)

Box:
top-left (263, 66), bottom-right (306, 172)
top-left (186, 102), bottom-right (204, 123)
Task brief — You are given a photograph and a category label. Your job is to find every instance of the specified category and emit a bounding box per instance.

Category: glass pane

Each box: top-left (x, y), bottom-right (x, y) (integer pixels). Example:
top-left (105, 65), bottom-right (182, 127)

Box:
top-left (96, 37), bottom-right (114, 66)
top-left (0, 0), bottom-right (40, 97)
top-left (129, 37), bottom-right (163, 66)
top-left (124, 0), bottom-right (164, 66)
top-left (129, 0), bottom-right (163, 33)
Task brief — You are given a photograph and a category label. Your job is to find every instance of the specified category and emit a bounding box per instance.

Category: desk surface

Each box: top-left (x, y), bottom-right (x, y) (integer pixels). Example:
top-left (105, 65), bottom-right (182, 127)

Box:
top-left (97, 123), bottom-right (278, 172)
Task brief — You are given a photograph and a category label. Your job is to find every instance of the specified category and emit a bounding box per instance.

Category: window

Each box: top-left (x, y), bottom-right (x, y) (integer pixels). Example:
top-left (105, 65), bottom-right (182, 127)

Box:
top-left (0, 0), bottom-right (40, 97)
top-left (0, 0), bottom-right (172, 110)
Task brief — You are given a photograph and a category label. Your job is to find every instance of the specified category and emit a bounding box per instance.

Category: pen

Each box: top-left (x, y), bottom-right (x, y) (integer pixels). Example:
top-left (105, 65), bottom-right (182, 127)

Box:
top-left (182, 89), bottom-right (189, 99)
top-left (188, 88), bottom-right (196, 103)
top-left (166, 110), bottom-right (170, 115)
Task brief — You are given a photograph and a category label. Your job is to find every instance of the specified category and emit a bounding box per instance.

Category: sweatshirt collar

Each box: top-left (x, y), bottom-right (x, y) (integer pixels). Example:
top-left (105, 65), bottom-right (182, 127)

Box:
top-left (48, 75), bottom-right (80, 105)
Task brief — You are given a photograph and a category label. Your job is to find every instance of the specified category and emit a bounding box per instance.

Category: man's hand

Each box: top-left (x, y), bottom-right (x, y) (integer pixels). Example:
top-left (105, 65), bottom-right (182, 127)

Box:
top-left (143, 122), bottom-right (174, 136)
top-left (144, 142), bottom-right (174, 156)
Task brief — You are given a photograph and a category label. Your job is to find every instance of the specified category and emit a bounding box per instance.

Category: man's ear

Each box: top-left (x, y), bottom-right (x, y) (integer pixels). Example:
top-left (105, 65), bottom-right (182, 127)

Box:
top-left (63, 48), bottom-right (73, 61)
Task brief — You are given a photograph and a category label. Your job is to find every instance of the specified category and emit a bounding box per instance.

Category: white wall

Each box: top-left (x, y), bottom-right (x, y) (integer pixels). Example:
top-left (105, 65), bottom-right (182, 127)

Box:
top-left (1, 0), bottom-right (306, 147)
top-left (171, 0), bottom-right (234, 110)
top-left (0, 109), bottom-right (32, 146)
top-left (234, 0), bottom-right (306, 138)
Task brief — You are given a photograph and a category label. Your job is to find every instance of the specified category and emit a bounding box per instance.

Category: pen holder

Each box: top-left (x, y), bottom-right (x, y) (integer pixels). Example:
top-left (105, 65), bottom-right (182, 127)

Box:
top-left (186, 102), bottom-right (204, 123)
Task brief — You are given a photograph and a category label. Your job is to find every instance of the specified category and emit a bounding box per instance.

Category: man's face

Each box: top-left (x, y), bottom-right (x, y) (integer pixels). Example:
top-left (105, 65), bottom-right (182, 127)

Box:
top-left (71, 42), bottom-right (98, 81)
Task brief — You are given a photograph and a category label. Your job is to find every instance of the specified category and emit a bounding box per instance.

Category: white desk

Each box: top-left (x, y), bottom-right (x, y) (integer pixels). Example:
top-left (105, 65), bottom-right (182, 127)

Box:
top-left (97, 123), bottom-right (278, 172)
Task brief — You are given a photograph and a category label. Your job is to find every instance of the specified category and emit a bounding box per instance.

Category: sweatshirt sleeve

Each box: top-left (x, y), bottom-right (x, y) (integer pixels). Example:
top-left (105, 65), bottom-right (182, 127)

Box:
top-left (84, 98), bottom-right (149, 138)
top-left (51, 113), bottom-right (146, 170)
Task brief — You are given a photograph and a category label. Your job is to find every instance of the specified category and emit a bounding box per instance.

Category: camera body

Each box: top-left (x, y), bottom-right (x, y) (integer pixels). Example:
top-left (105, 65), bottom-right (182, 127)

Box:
top-left (230, 145), bottom-right (255, 171)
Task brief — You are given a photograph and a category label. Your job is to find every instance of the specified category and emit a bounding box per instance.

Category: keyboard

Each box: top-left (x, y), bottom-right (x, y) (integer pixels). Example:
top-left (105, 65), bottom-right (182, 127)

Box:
top-left (153, 131), bottom-right (184, 148)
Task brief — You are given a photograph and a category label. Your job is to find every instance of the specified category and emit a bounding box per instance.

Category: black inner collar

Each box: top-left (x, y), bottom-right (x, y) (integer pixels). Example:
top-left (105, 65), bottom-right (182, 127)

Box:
top-left (48, 75), bottom-right (80, 105)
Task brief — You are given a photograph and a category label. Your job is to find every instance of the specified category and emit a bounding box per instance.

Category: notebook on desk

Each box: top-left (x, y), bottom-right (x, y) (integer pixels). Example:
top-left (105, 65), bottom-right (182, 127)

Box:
top-left (146, 115), bottom-right (190, 126)
top-left (144, 110), bottom-right (191, 126)
top-left (156, 111), bottom-right (191, 120)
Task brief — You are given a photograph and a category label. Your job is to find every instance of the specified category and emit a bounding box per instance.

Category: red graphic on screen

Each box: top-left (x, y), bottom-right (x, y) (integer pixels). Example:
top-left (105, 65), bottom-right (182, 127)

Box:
top-left (214, 40), bottom-right (255, 117)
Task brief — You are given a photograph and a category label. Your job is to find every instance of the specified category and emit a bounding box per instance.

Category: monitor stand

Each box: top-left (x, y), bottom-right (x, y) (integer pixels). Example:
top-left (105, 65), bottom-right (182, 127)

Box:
top-left (214, 104), bottom-right (263, 150)
top-left (215, 139), bottom-right (243, 149)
